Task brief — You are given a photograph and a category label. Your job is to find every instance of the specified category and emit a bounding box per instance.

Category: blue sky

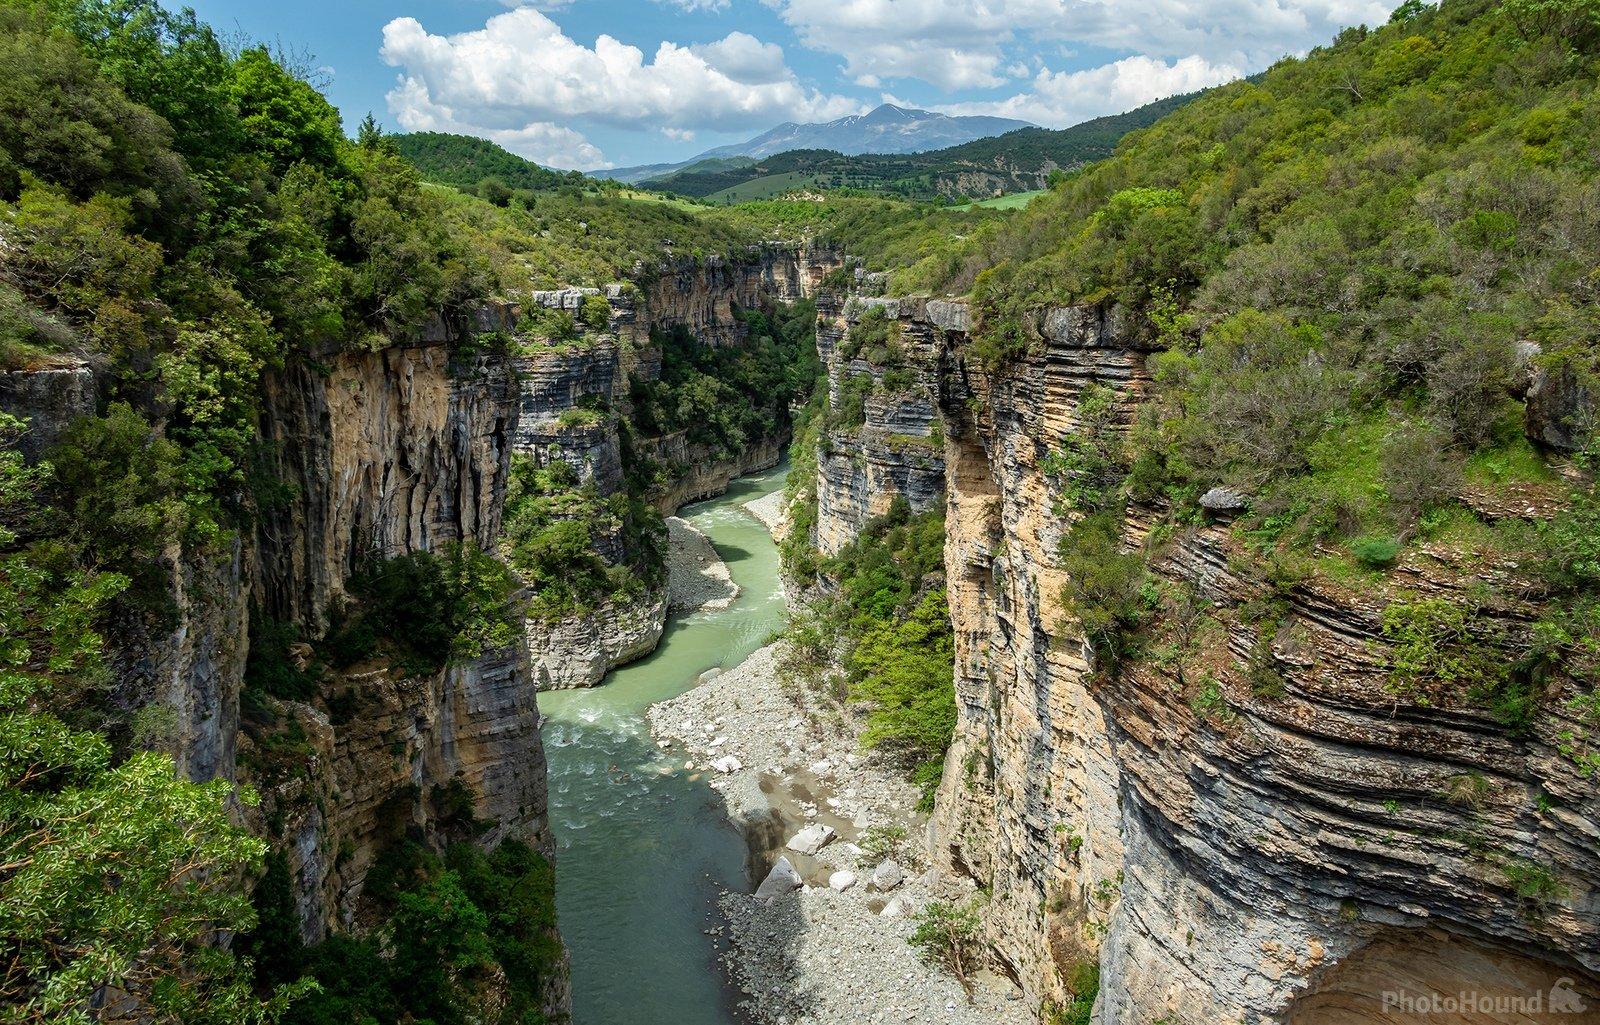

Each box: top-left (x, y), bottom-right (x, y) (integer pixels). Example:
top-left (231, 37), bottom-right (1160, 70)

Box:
top-left (180, 0), bottom-right (1393, 170)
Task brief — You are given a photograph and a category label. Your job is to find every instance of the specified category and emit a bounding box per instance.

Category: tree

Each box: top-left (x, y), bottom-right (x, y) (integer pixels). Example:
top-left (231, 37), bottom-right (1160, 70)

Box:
top-left (910, 898), bottom-right (983, 1000)
top-left (0, 412), bottom-right (303, 1023)
top-left (476, 176), bottom-right (511, 208)
top-left (228, 47), bottom-right (345, 177)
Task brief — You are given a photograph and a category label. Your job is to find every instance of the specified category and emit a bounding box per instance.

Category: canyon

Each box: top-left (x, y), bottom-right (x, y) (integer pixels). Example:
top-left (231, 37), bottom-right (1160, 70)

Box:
top-left (13, 6), bottom-right (1600, 1022)
top-left (8, 239), bottom-right (1598, 1024)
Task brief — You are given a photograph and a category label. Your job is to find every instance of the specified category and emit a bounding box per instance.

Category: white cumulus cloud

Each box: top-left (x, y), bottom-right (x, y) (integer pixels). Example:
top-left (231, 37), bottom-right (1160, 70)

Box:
top-left (765, 0), bottom-right (1391, 91)
top-left (380, 9), bottom-right (863, 168)
top-left (939, 54), bottom-right (1243, 128)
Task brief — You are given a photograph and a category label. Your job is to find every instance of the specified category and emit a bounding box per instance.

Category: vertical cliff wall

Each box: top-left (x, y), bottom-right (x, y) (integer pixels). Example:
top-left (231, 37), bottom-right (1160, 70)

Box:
top-left (812, 294), bottom-right (947, 555)
top-left (807, 295), bottom-right (1600, 1022)
top-left (246, 334), bottom-right (561, 951)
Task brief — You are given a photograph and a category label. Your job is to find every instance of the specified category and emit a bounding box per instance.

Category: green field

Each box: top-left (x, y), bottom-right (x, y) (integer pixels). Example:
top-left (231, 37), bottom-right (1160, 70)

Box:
top-left (958, 190), bottom-right (1047, 211)
top-left (707, 171), bottom-right (822, 204)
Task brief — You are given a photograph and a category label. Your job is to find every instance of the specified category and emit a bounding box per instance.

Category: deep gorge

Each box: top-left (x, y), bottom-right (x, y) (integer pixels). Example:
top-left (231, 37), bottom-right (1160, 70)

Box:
top-left (6, 1), bottom-right (1600, 1022)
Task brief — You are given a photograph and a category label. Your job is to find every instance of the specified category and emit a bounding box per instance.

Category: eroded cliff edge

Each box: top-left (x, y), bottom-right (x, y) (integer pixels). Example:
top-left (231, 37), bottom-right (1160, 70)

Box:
top-left (806, 293), bottom-right (1600, 1022)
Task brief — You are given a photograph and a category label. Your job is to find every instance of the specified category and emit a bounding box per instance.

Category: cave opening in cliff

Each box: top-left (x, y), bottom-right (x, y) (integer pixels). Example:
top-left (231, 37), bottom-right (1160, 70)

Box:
top-left (1288, 928), bottom-right (1600, 1024)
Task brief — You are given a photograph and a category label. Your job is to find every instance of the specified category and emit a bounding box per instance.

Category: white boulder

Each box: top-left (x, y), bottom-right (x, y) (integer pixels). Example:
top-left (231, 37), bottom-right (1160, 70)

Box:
top-left (786, 824), bottom-right (836, 856)
top-left (869, 860), bottom-right (905, 892)
top-left (755, 857), bottom-right (803, 900)
top-left (828, 870), bottom-right (857, 892)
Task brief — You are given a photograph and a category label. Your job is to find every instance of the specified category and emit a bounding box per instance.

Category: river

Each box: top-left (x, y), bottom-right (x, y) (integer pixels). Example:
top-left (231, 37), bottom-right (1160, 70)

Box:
top-left (538, 464), bottom-right (790, 1025)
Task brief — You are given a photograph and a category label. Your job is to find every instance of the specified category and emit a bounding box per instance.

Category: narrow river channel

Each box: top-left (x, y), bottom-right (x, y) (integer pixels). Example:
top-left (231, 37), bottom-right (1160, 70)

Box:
top-left (539, 465), bottom-right (790, 1025)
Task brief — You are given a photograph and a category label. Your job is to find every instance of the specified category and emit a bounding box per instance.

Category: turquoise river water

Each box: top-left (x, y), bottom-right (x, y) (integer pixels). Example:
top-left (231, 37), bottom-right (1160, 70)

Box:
top-left (539, 465), bottom-right (790, 1025)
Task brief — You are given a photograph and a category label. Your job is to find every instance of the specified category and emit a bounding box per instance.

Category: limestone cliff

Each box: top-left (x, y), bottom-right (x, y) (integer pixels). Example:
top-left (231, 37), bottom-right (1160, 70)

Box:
top-left (515, 242), bottom-right (841, 689)
top-left (807, 295), bottom-right (1600, 1022)
top-left (0, 322), bottom-right (571, 1018)
top-left (813, 293), bottom-right (946, 555)
top-left (245, 335), bottom-right (558, 947)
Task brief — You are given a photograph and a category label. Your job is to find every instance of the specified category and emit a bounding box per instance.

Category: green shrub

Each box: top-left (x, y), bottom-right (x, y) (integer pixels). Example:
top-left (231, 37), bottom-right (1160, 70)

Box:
top-left (519, 305), bottom-right (579, 342)
top-left (1044, 961), bottom-right (1101, 1025)
top-left (1351, 534), bottom-right (1401, 569)
top-left (1040, 383), bottom-right (1125, 513)
top-left (331, 543), bottom-right (519, 675)
top-left (831, 373), bottom-right (875, 433)
top-left (580, 293), bottom-right (612, 330)
top-left (1057, 512), bottom-right (1149, 671)
top-left (851, 591), bottom-right (957, 768)
top-left (264, 838), bottom-right (563, 1025)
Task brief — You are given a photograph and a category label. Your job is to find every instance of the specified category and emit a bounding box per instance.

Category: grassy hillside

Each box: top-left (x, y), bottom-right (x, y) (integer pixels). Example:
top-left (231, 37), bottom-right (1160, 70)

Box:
top-left (957, 190), bottom-right (1046, 211)
top-left (895, 0), bottom-right (1600, 726)
top-left (638, 91), bottom-right (1208, 203)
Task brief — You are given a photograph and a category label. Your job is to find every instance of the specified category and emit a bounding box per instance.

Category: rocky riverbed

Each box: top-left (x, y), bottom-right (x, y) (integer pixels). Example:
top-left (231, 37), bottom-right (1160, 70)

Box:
top-left (740, 490), bottom-right (790, 542)
top-left (667, 516), bottom-right (741, 613)
top-left (649, 635), bottom-right (1031, 1025)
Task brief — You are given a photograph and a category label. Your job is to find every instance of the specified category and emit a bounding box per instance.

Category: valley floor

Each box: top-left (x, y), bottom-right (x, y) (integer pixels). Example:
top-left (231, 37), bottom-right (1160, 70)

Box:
top-left (646, 501), bottom-right (1032, 1025)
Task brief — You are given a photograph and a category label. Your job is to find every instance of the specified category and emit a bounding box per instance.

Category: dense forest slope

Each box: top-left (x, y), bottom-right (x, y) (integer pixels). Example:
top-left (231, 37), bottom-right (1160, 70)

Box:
top-left (390, 130), bottom-right (579, 194)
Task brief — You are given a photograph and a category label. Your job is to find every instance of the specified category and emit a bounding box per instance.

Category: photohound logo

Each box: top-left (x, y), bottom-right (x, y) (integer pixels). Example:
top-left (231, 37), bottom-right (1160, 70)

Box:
top-left (1550, 978), bottom-right (1589, 1015)
top-left (1380, 979), bottom-right (1591, 1017)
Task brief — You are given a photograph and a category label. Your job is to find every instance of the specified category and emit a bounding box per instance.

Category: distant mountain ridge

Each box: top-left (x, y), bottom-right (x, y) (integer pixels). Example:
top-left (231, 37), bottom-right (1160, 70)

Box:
top-left (598, 104), bottom-right (1033, 184)
top-left (632, 91), bottom-right (1209, 204)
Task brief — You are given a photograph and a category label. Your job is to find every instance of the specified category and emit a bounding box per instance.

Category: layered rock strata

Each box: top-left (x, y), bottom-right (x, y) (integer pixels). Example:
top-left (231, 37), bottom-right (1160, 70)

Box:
top-left (813, 293), bottom-right (946, 555)
top-left (808, 295), bottom-right (1600, 1022)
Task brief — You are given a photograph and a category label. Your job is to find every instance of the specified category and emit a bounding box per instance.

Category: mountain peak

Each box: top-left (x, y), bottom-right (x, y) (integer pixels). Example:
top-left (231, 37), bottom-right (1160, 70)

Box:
top-left (862, 103), bottom-right (930, 124)
top-left (703, 105), bottom-right (1031, 162)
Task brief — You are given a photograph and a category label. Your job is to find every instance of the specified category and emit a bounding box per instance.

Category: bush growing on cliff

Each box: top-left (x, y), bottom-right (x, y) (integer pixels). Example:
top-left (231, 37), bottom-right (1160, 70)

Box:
top-left (829, 372), bottom-right (875, 434)
top-left (501, 456), bottom-right (665, 621)
top-left (325, 542), bottom-right (520, 675)
top-left (1040, 382), bottom-right (1127, 513)
top-left (788, 502), bottom-right (955, 807)
top-left (850, 590), bottom-right (958, 772)
top-left (250, 838), bottom-right (562, 1025)
top-left (840, 304), bottom-right (897, 362)
top-left (1057, 512), bottom-right (1152, 673)
top-left (910, 897), bottom-right (984, 998)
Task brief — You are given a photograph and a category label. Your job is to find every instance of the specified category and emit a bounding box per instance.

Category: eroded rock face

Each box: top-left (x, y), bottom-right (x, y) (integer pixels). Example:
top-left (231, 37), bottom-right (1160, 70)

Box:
top-left (0, 360), bottom-right (96, 462)
top-left (254, 344), bottom-right (517, 632)
top-left (813, 295), bottom-right (947, 555)
top-left (253, 637), bottom-right (549, 940)
top-left (1526, 355), bottom-right (1596, 453)
top-left (524, 590), bottom-right (669, 691)
top-left (244, 335), bottom-right (558, 901)
top-left (809, 298), bottom-right (1600, 1022)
